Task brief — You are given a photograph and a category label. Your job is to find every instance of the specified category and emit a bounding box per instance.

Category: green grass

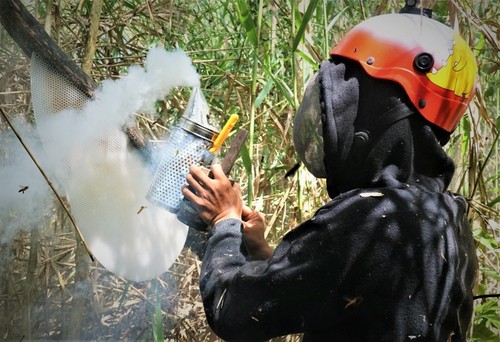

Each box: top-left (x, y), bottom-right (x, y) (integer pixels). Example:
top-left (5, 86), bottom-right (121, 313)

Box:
top-left (0, 0), bottom-right (497, 340)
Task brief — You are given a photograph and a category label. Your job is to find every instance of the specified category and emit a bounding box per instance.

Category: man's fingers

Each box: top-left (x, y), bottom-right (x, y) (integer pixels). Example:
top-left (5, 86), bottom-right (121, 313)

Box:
top-left (185, 173), bottom-right (205, 195)
top-left (242, 205), bottom-right (252, 216)
top-left (183, 163), bottom-right (244, 226)
top-left (232, 182), bottom-right (241, 196)
top-left (210, 163), bottom-right (225, 179)
top-left (181, 185), bottom-right (201, 206)
top-left (189, 164), bottom-right (211, 185)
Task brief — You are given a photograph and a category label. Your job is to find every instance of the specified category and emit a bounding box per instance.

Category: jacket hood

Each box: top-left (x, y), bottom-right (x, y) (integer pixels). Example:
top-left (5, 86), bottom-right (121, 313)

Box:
top-left (319, 59), bottom-right (455, 198)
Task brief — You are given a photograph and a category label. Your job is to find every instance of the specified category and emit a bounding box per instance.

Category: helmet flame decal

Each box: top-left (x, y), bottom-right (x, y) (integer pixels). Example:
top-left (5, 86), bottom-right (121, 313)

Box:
top-left (330, 13), bottom-right (478, 132)
top-left (426, 33), bottom-right (477, 98)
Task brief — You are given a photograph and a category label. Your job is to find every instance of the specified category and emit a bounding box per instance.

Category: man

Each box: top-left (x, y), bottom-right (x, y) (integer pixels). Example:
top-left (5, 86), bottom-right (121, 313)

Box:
top-left (182, 10), bottom-right (478, 342)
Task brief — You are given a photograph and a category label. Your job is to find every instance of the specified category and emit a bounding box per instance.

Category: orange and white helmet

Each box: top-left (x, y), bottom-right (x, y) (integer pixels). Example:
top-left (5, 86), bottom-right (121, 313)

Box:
top-left (330, 13), bottom-right (477, 132)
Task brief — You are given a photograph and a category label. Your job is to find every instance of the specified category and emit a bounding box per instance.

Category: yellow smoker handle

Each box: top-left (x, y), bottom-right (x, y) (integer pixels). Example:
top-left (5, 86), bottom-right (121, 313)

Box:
top-left (209, 114), bottom-right (239, 153)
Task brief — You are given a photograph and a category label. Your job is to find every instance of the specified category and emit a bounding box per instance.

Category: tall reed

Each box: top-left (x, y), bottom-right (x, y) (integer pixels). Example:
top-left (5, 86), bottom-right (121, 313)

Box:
top-left (0, 0), bottom-right (497, 340)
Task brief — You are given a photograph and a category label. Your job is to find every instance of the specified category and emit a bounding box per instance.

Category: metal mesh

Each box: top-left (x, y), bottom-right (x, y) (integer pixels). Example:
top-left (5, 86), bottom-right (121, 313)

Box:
top-left (146, 126), bottom-right (213, 212)
top-left (30, 55), bottom-right (90, 120)
top-left (293, 72), bottom-right (326, 178)
top-left (30, 53), bottom-right (90, 185)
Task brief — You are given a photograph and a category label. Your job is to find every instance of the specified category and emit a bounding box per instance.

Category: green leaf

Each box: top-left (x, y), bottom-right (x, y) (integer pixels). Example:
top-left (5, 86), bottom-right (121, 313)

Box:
top-left (292, 0), bottom-right (320, 52)
top-left (474, 299), bottom-right (500, 338)
top-left (480, 266), bottom-right (500, 282)
top-left (326, 7), bottom-right (350, 33)
top-left (472, 321), bottom-right (499, 341)
top-left (240, 144), bottom-right (252, 175)
top-left (459, 116), bottom-right (471, 158)
top-left (295, 50), bottom-right (319, 68)
top-left (234, 0), bottom-right (258, 48)
top-left (483, 314), bottom-right (500, 329)
top-left (254, 79), bottom-right (274, 108)
top-left (475, 34), bottom-right (486, 58)
top-left (487, 194), bottom-right (500, 207)
top-left (267, 71), bottom-right (295, 108)
top-left (152, 301), bottom-right (164, 341)
top-left (473, 228), bottom-right (499, 250)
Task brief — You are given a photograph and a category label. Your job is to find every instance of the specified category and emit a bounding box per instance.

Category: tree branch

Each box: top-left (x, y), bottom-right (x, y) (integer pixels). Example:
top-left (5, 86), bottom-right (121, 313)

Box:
top-left (0, 0), bottom-right (96, 97)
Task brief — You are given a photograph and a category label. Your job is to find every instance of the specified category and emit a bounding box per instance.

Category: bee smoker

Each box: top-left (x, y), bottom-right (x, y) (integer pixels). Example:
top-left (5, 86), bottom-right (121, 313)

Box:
top-left (146, 87), bottom-right (247, 231)
top-left (146, 87), bottom-right (219, 214)
top-left (176, 129), bottom-right (248, 230)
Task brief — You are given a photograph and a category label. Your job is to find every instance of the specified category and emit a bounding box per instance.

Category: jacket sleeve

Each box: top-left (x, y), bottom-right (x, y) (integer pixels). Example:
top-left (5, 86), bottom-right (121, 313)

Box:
top-left (199, 217), bottom-right (339, 341)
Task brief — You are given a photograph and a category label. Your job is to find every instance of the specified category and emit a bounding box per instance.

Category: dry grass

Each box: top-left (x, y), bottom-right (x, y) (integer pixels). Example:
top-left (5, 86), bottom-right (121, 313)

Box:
top-left (0, 0), bottom-right (498, 340)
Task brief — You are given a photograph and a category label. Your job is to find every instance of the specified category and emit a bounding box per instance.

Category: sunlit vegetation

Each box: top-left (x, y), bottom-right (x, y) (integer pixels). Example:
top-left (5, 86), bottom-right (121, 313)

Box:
top-left (0, 0), bottom-right (497, 340)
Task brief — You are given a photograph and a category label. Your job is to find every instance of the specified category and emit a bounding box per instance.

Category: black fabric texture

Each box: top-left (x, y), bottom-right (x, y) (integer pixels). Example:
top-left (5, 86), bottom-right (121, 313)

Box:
top-left (198, 59), bottom-right (477, 341)
top-left (319, 58), bottom-right (453, 198)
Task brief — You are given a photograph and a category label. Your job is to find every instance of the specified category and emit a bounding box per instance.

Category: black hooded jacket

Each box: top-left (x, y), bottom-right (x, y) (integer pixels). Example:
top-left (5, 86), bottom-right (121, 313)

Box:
top-left (199, 60), bottom-right (477, 341)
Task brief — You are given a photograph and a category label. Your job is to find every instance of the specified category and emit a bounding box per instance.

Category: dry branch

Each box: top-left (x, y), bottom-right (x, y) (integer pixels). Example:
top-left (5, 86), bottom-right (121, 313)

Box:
top-left (0, 0), bottom-right (96, 97)
top-left (82, 0), bottom-right (103, 74)
top-left (0, 0), bottom-right (147, 150)
top-left (0, 106), bottom-right (94, 262)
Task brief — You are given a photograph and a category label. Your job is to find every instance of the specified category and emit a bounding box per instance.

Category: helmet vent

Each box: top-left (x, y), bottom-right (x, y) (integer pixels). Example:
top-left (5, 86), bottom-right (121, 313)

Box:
top-left (414, 53), bottom-right (434, 73)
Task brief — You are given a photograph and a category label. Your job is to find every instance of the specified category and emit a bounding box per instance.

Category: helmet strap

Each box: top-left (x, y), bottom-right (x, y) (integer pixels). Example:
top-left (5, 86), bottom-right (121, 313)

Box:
top-left (355, 102), bottom-right (415, 152)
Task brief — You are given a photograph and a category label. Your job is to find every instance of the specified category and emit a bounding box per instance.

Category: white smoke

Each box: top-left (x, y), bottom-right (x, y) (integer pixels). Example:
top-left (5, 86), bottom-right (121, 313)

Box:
top-left (1, 47), bottom-right (200, 281)
top-left (0, 119), bottom-right (52, 243)
top-left (36, 47), bottom-right (200, 176)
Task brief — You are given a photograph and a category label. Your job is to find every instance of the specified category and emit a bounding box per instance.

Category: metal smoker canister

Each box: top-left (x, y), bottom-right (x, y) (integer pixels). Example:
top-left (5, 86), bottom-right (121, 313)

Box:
top-left (175, 129), bottom-right (249, 231)
top-left (146, 117), bottom-right (218, 213)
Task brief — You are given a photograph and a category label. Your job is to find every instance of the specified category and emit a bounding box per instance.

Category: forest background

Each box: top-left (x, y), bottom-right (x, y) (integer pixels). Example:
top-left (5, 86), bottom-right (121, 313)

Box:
top-left (0, 0), bottom-right (498, 340)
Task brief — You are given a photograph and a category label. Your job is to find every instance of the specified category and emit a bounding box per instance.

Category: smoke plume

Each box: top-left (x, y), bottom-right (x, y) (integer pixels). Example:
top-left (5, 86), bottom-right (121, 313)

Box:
top-left (1, 47), bottom-right (200, 282)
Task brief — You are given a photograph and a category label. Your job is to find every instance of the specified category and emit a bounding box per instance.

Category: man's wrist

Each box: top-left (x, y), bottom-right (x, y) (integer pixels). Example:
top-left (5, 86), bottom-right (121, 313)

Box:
top-left (212, 210), bottom-right (242, 226)
top-left (209, 217), bottom-right (244, 236)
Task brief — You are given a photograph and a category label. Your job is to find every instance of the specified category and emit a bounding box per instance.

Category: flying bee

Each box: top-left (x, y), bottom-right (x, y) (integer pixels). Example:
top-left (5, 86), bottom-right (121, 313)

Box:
top-left (18, 185), bottom-right (29, 194)
top-left (137, 205), bottom-right (147, 214)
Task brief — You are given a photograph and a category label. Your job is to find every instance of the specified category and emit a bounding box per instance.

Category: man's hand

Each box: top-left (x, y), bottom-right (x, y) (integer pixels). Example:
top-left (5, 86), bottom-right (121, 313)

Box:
top-left (242, 206), bottom-right (273, 260)
top-left (183, 164), bottom-right (242, 226)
